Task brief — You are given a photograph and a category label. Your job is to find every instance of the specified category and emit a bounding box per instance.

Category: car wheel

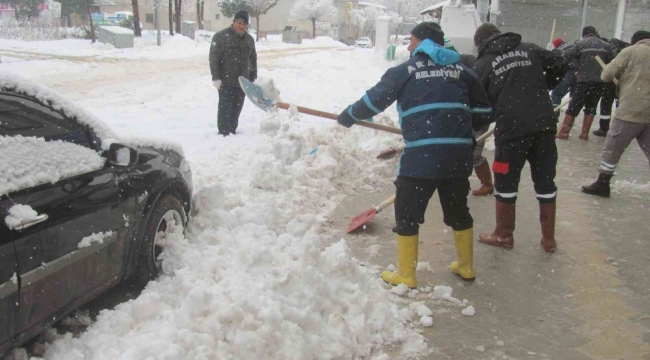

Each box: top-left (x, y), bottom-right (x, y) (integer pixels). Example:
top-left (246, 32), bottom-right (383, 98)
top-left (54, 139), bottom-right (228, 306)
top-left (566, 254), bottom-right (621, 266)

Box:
top-left (134, 193), bottom-right (187, 284)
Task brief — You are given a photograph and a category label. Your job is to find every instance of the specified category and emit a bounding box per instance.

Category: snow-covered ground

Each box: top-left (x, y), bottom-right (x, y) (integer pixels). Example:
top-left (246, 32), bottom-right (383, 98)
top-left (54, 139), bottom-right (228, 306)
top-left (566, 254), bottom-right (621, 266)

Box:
top-left (0, 34), bottom-right (454, 360)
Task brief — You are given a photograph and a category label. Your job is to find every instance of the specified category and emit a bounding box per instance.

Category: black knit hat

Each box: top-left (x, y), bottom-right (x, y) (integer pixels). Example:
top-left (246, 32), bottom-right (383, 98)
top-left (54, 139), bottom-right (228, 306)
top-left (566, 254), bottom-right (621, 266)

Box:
top-left (234, 10), bottom-right (249, 25)
top-left (474, 23), bottom-right (501, 46)
top-left (411, 22), bottom-right (445, 46)
top-left (631, 30), bottom-right (650, 45)
top-left (582, 26), bottom-right (598, 37)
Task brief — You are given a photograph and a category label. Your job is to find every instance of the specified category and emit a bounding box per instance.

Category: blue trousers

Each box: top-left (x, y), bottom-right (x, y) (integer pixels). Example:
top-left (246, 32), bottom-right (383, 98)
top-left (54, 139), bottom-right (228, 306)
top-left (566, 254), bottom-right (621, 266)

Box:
top-left (551, 71), bottom-right (576, 108)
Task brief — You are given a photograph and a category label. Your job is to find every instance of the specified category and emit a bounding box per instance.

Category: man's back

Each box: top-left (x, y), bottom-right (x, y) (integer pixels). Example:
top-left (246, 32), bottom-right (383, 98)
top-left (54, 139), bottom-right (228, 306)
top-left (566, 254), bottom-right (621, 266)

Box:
top-left (473, 32), bottom-right (564, 142)
top-left (564, 35), bottom-right (612, 83)
top-left (603, 40), bottom-right (650, 123)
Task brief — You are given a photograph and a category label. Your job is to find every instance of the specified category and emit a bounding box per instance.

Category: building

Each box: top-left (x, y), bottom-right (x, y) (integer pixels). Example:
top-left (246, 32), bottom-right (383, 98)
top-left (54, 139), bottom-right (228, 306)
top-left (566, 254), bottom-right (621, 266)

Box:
top-left (137, 0), bottom-right (359, 41)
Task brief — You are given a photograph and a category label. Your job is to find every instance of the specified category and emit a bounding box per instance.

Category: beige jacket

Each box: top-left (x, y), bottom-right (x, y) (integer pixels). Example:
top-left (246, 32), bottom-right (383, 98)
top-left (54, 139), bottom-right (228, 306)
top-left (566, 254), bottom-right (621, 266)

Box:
top-left (601, 39), bottom-right (650, 124)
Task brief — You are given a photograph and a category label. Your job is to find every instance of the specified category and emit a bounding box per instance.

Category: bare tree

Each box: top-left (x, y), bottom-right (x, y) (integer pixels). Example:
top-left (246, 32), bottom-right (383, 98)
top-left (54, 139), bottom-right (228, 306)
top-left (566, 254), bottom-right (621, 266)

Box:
top-left (131, 0), bottom-right (142, 36)
top-left (85, 0), bottom-right (95, 42)
top-left (196, 0), bottom-right (203, 30)
top-left (380, 0), bottom-right (426, 39)
top-left (289, 0), bottom-right (336, 39)
top-left (244, 0), bottom-right (279, 41)
top-left (174, 0), bottom-right (181, 33)
top-left (168, 0), bottom-right (173, 35)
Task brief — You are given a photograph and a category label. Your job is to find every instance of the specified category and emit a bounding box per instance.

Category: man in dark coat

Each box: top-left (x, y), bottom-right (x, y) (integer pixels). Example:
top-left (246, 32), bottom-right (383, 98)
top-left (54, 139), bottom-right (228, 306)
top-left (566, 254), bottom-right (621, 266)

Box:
top-left (338, 22), bottom-right (493, 287)
top-left (471, 23), bottom-right (566, 253)
top-left (556, 26), bottom-right (613, 141)
top-left (209, 10), bottom-right (257, 136)
top-left (550, 37), bottom-right (577, 118)
top-left (592, 37), bottom-right (630, 137)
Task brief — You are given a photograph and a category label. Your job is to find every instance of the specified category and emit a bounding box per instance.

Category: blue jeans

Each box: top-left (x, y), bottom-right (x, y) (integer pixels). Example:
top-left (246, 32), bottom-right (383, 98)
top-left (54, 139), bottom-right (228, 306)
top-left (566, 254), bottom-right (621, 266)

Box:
top-left (551, 71), bottom-right (576, 108)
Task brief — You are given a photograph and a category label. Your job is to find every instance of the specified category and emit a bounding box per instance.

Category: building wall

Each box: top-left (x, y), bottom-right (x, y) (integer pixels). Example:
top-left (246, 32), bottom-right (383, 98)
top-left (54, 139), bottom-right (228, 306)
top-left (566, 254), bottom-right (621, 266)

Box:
top-left (138, 0), bottom-right (355, 38)
top-left (497, 0), bottom-right (650, 46)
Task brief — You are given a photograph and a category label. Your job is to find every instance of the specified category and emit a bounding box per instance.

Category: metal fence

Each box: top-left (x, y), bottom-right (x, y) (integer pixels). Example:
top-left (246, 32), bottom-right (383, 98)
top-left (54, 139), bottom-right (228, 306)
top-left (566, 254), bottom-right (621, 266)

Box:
top-left (497, 0), bottom-right (650, 47)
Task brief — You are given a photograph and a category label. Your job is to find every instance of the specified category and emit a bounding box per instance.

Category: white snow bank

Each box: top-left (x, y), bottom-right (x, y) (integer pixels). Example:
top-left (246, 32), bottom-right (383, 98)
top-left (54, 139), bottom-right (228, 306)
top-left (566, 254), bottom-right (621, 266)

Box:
top-left (462, 305), bottom-right (476, 317)
top-left (77, 231), bottom-right (114, 249)
top-left (0, 135), bottom-right (106, 195)
top-left (612, 180), bottom-right (650, 196)
top-left (4, 204), bottom-right (38, 230)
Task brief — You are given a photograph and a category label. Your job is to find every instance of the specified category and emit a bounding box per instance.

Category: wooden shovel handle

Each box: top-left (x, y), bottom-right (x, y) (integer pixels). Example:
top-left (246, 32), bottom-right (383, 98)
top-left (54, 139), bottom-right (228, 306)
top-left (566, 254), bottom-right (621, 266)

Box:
top-left (375, 195), bottom-right (396, 213)
top-left (595, 56), bottom-right (618, 85)
top-left (476, 127), bottom-right (495, 144)
top-left (554, 97), bottom-right (571, 112)
top-left (276, 102), bottom-right (402, 135)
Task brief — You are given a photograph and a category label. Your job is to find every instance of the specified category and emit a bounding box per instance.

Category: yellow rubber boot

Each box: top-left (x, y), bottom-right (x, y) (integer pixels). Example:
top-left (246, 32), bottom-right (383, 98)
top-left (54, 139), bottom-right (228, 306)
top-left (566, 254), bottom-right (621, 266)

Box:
top-left (450, 228), bottom-right (476, 281)
top-left (381, 235), bottom-right (418, 289)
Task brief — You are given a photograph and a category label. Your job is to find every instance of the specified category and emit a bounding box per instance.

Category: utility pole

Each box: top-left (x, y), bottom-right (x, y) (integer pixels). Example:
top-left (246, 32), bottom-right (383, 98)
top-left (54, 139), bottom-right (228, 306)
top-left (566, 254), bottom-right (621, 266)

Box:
top-left (155, 0), bottom-right (161, 45)
top-left (614, 0), bottom-right (627, 40)
top-left (580, 0), bottom-right (589, 38)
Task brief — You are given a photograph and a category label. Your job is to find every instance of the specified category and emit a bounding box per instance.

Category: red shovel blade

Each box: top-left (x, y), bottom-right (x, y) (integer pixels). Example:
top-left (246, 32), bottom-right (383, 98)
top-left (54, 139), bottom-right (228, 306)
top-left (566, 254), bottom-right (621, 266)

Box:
top-left (346, 208), bottom-right (377, 233)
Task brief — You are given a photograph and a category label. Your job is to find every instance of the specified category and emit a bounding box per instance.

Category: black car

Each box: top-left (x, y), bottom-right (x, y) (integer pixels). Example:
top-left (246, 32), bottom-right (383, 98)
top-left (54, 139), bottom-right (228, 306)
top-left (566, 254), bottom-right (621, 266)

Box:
top-left (0, 78), bottom-right (192, 356)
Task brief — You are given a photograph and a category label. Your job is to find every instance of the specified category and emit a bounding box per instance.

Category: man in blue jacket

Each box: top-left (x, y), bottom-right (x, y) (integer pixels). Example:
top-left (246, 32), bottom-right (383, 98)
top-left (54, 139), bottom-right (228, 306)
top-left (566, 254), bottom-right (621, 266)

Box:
top-left (338, 22), bottom-right (493, 288)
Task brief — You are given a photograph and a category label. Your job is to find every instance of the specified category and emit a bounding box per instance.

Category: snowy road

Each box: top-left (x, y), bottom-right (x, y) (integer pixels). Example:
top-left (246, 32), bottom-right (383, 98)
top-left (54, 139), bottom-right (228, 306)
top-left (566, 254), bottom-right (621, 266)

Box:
top-left (2, 35), bottom-right (435, 360)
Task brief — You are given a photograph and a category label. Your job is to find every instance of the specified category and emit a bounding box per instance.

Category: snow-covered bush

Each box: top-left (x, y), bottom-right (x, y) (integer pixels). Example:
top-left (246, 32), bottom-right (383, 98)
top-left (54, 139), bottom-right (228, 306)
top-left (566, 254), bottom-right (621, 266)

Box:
top-left (0, 18), bottom-right (84, 41)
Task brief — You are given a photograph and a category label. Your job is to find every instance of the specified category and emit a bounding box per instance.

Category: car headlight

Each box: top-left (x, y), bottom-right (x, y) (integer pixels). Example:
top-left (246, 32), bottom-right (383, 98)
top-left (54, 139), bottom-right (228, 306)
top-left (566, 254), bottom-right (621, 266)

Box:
top-left (180, 159), bottom-right (191, 173)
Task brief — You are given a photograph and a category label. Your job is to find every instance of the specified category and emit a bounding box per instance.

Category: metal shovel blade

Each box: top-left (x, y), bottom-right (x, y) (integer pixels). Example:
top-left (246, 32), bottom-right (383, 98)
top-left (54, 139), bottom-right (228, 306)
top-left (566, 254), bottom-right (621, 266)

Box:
top-left (239, 76), bottom-right (275, 113)
top-left (346, 208), bottom-right (377, 234)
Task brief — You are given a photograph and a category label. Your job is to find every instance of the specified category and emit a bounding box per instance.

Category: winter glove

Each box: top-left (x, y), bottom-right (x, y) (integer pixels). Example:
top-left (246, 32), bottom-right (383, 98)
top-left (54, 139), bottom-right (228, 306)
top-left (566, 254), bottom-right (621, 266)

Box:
top-left (213, 80), bottom-right (222, 90)
top-left (337, 107), bottom-right (357, 128)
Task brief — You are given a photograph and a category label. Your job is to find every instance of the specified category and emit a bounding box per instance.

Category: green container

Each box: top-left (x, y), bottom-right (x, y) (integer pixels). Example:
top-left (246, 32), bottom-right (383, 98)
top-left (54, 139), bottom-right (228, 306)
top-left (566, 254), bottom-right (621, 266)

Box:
top-left (386, 45), bottom-right (397, 61)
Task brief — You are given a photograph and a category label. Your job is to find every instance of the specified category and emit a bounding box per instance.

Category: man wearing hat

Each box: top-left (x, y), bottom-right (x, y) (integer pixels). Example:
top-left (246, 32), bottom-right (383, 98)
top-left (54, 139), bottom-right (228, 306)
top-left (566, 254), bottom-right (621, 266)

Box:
top-left (556, 26), bottom-right (613, 141)
top-left (581, 30), bottom-right (650, 198)
top-left (338, 22), bottom-right (493, 287)
top-left (209, 10), bottom-right (257, 136)
top-left (549, 38), bottom-right (577, 118)
top-left (471, 23), bottom-right (566, 253)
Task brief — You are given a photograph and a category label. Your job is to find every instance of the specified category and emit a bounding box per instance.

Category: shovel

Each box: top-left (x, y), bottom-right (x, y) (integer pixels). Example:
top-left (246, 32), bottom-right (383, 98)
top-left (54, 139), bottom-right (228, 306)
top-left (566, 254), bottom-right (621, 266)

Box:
top-left (239, 77), bottom-right (402, 135)
top-left (378, 125), bottom-right (496, 160)
top-left (346, 195), bottom-right (396, 234)
top-left (595, 56), bottom-right (618, 85)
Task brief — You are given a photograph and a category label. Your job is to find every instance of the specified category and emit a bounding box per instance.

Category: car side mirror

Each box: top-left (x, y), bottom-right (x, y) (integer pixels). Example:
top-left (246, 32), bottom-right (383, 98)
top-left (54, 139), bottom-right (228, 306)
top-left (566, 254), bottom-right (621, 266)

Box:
top-left (108, 143), bottom-right (139, 167)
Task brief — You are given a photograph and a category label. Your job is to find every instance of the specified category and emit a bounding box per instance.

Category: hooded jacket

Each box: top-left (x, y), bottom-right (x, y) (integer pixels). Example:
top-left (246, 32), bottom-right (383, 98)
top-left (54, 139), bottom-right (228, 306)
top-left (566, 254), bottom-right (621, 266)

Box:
top-left (563, 34), bottom-right (613, 83)
top-left (209, 26), bottom-right (257, 87)
top-left (338, 39), bottom-right (493, 179)
top-left (601, 39), bottom-right (650, 124)
top-left (473, 33), bottom-right (567, 143)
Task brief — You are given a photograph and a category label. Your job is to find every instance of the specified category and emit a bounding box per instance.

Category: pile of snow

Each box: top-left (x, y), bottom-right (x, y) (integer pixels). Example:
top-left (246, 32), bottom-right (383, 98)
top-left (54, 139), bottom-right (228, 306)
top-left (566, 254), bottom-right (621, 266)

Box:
top-left (9, 40), bottom-right (451, 360)
top-left (0, 136), bottom-right (106, 195)
top-left (77, 231), bottom-right (114, 249)
top-left (462, 305), bottom-right (476, 317)
top-left (4, 204), bottom-right (38, 230)
top-left (256, 76), bottom-right (282, 102)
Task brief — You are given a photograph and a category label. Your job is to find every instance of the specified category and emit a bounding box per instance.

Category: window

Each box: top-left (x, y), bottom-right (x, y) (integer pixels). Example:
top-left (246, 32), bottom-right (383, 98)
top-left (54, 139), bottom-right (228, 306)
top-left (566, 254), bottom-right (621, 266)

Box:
top-left (146, 13), bottom-right (154, 23)
top-left (0, 92), bottom-right (91, 147)
top-left (215, 14), bottom-right (220, 20)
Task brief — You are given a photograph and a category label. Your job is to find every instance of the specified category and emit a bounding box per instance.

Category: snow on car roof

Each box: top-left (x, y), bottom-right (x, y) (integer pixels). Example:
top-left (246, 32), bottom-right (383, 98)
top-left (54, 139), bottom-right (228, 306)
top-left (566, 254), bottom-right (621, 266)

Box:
top-left (0, 135), bottom-right (106, 195)
top-left (0, 72), bottom-right (184, 155)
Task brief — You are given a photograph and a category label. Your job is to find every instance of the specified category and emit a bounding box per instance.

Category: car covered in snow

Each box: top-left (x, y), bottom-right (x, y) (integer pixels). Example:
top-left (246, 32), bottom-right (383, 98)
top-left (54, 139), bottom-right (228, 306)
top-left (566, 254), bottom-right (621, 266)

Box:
top-left (355, 37), bottom-right (373, 48)
top-left (0, 74), bottom-right (192, 357)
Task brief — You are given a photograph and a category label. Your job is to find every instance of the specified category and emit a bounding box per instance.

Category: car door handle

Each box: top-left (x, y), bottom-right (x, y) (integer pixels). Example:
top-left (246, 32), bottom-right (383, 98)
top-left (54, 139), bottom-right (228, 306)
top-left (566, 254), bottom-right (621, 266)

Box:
top-left (13, 214), bottom-right (49, 230)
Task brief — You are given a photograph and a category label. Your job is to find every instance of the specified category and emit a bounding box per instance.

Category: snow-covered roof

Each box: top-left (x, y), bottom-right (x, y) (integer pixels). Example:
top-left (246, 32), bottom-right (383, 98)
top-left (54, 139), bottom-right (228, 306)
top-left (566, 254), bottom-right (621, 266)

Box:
top-left (358, 2), bottom-right (387, 10)
top-left (99, 26), bottom-right (134, 35)
top-left (420, 0), bottom-right (452, 14)
top-left (0, 72), bottom-right (184, 155)
top-left (0, 72), bottom-right (118, 146)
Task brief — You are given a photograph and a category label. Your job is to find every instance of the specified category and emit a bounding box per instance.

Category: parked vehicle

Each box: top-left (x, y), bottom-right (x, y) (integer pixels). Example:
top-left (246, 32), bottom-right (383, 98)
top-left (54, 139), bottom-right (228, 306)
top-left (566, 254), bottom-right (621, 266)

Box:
top-left (0, 76), bottom-right (192, 357)
top-left (397, 35), bottom-right (411, 46)
top-left (355, 37), bottom-right (372, 48)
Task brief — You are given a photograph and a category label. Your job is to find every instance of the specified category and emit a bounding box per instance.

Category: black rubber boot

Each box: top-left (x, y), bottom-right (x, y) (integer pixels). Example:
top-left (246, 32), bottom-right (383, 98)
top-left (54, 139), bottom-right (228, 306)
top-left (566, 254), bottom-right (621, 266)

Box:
top-left (581, 174), bottom-right (613, 198)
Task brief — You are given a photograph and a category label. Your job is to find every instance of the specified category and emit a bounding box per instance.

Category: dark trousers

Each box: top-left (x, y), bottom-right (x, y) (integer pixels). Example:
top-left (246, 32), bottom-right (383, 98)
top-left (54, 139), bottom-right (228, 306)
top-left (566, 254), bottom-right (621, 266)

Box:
top-left (551, 71), bottom-right (576, 107)
top-left (394, 176), bottom-right (473, 236)
top-left (218, 85), bottom-right (246, 136)
top-left (598, 83), bottom-right (617, 131)
top-left (566, 82), bottom-right (606, 117)
top-left (493, 133), bottom-right (558, 204)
